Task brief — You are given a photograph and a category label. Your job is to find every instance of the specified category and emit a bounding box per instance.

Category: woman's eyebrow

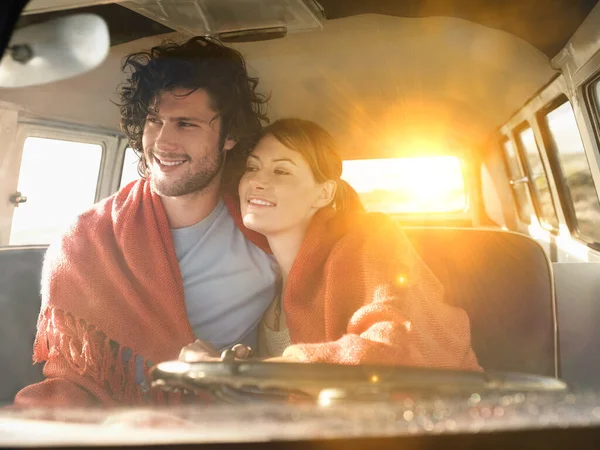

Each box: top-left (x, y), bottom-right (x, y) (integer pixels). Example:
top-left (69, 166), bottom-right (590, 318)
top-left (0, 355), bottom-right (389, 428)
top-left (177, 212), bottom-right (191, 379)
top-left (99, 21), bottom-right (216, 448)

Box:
top-left (248, 155), bottom-right (298, 166)
top-left (273, 158), bottom-right (298, 166)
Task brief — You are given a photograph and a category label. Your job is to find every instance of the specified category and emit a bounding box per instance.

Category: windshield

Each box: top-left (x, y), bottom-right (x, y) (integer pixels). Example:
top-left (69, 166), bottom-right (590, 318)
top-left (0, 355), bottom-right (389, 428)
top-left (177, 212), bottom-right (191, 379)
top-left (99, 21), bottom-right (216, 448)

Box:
top-left (1, 0), bottom-right (600, 446)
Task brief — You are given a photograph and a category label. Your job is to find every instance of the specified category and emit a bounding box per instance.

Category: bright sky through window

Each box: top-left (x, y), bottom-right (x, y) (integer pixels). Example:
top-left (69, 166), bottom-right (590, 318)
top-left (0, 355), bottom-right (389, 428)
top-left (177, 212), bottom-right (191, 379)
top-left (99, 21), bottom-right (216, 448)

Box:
top-left (342, 156), bottom-right (466, 213)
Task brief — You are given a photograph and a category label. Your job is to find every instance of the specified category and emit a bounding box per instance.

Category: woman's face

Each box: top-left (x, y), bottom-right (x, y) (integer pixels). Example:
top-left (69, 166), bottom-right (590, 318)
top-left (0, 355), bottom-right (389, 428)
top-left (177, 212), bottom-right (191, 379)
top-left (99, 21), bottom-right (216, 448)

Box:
top-left (239, 134), bottom-right (333, 237)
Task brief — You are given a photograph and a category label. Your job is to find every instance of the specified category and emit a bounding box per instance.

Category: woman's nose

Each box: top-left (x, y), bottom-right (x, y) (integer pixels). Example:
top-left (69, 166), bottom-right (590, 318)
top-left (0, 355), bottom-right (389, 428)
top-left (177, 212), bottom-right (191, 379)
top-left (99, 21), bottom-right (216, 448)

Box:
top-left (249, 178), bottom-right (266, 190)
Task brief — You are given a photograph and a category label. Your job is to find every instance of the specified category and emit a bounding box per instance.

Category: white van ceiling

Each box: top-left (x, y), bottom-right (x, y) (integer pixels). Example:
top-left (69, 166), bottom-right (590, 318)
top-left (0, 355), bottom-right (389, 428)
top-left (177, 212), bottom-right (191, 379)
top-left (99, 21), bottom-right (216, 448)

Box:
top-left (19, 0), bottom-right (597, 58)
top-left (0, 13), bottom-right (555, 159)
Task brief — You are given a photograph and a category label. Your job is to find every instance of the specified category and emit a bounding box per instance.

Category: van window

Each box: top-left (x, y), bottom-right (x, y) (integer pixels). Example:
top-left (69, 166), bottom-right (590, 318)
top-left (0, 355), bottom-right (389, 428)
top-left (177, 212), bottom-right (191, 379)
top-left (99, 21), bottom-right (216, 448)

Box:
top-left (119, 147), bottom-right (142, 189)
top-left (9, 137), bottom-right (103, 245)
top-left (516, 126), bottom-right (559, 229)
top-left (341, 156), bottom-right (466, 214)
top-left (543, 100), bottom-right (600, 243)
top-left (501, 139), bottom-right (533, 223)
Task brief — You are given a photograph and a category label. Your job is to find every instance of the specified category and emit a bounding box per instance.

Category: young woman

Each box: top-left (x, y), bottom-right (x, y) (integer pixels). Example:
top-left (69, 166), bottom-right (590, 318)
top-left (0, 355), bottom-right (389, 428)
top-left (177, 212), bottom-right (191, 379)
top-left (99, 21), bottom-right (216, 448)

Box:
top-left (236, 118), bottom-right (480, 370)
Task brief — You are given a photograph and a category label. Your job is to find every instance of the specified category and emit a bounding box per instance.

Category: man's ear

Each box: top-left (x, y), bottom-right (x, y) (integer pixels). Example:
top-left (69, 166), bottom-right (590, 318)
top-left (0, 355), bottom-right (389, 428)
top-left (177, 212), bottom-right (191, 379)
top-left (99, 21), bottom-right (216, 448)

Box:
top-left (313, 180), bottom-right (337, 209)
top-left (223, 136), bottom-right (237, 152)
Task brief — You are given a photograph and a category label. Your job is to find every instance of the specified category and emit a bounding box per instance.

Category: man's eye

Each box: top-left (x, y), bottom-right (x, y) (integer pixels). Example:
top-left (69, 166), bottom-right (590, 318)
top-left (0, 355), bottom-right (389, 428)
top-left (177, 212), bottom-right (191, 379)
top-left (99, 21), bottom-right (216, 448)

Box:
top-left (146, 117), bottom-right (159, 124)
top-left (179, 122), bottom-right (197, 128)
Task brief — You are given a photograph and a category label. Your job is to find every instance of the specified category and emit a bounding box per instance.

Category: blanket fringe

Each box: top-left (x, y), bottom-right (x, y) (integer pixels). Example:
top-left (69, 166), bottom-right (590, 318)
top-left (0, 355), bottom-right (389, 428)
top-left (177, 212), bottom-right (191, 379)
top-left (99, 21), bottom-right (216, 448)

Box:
top-left (34, 306), bottom-right (149, 405)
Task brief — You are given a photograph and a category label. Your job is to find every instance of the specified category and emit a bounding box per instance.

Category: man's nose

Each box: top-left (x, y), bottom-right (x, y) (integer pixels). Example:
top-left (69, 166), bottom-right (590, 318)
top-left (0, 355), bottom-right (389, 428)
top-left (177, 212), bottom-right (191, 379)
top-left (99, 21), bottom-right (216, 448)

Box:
top-left (154, 123), bottom-right (178, 150)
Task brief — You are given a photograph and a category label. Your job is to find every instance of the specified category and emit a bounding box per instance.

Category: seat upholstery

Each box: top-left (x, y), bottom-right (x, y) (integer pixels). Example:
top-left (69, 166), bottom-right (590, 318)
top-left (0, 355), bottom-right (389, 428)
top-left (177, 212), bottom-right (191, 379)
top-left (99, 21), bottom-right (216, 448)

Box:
top-left (0, 245), bottom-right (46, 405)
top-left (553, 262), bottom-right (600, 388)
top-left (403, 227), bottom-right (556, 377)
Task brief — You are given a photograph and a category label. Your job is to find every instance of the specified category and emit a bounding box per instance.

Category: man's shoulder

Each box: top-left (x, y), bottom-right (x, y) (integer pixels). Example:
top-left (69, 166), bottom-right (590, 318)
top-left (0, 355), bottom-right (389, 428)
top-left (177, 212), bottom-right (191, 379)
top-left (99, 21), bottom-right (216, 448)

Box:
top-left (65, 193), bottom-right (118, 235)
top-left (52, 180), bottom-right (143, 249)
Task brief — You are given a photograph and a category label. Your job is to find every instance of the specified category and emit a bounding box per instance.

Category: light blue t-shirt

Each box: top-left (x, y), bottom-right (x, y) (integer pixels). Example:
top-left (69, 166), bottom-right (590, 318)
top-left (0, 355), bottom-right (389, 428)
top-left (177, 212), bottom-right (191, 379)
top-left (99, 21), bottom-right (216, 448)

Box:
top-left (171, 199), bottom-right (278, 351)
top-left (125, 200), bottom-right (277, 388)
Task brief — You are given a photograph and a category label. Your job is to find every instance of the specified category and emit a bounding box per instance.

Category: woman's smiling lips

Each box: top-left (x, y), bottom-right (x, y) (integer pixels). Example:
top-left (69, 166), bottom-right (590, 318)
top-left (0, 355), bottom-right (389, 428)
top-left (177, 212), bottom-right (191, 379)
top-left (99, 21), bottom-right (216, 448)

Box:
top-left (247, 196), bottom-right (276, 209)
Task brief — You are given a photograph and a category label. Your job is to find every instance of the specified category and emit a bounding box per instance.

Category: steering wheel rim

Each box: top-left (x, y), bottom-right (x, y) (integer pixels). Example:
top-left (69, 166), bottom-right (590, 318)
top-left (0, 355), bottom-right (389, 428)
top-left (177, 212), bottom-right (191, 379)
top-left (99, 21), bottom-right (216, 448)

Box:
top-left (149, 360), bottom-right (566, 402)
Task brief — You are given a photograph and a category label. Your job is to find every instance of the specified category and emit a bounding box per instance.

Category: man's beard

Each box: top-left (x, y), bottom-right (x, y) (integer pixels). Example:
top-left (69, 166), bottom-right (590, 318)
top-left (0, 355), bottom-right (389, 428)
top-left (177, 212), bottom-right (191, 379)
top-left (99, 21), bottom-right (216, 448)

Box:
top-left (149, 148), bottom-right (225, 197)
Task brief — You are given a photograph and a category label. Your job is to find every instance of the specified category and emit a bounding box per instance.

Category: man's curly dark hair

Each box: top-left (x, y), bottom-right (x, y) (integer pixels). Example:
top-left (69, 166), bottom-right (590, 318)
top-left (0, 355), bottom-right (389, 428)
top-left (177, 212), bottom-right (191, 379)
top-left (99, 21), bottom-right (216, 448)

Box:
top-left (117, 36), bottom-right (269, 189)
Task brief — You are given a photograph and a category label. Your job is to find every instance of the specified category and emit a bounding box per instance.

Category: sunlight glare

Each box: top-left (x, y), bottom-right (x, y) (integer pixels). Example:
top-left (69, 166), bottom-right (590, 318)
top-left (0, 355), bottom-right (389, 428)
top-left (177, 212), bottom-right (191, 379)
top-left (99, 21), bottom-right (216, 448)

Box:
top-left (342, 155), bottom-right (466, 214)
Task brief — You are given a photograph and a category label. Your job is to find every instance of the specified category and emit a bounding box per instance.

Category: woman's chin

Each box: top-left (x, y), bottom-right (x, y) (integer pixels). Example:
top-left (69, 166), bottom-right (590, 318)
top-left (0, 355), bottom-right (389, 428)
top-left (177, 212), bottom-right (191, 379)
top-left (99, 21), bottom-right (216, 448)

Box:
top-left (242, 215), bottom-right (267, 234)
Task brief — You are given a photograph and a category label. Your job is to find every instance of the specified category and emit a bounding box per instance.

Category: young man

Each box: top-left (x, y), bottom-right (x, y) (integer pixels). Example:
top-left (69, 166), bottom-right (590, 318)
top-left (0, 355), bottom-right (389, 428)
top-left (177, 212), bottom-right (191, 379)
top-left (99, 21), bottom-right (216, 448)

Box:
top-left (14, 37), bottom-right (278, 407)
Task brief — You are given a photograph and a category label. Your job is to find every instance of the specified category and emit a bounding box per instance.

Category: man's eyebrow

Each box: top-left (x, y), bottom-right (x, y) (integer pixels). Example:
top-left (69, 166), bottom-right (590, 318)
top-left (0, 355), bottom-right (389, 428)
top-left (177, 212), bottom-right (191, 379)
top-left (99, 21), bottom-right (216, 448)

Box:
top-left (171, 116), bottom-right (211, 124)
top-left (145, 113), bottom-right (210, 123)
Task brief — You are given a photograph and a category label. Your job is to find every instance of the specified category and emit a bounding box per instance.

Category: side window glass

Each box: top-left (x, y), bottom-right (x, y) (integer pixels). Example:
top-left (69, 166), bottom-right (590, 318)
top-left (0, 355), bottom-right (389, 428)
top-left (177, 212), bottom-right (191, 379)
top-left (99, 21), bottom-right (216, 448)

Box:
top-left (544, 100), bottom-right (600, 243)
top-left (119, 147), bottom-right (142, 189)
top-left (516, 126), bottom-right (559, 229)
top-left (9, 137), bottom-right (103, 245)
top-left (501, 139), bottom-right (533, 222)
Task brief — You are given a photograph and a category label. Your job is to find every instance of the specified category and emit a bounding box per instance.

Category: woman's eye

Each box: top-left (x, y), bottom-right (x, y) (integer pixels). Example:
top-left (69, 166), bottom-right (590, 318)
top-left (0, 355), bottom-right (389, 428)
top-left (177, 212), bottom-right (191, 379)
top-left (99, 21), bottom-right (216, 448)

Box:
top-left (146, 117), bottom-right (159, 124)
top-left (274, 169), bottom-right (289, 175)
top-left (245, 166), bottom-right (258, 172)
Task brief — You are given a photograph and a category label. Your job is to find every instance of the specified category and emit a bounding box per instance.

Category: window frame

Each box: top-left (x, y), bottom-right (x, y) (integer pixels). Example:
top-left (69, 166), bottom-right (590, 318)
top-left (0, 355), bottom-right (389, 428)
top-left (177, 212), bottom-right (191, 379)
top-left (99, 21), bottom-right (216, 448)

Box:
top-left (118, 146), bottom-right (143, 190)
top-left (536, 95), bottom-right (600, 244)
top-left (582, 71), bottom-right (600, 193)
top-left (499, 136), bottom-right (533, 223)
top-left (495, 71), bottom-right (600, 259)
top-left (2, 119), bottom-right (123, 246)
top-left (512, 121), bottom-right (560, 232)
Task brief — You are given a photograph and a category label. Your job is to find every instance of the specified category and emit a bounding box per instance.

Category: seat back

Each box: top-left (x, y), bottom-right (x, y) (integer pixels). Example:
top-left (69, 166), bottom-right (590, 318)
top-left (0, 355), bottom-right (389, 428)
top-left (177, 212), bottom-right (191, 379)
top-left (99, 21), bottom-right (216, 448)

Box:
top-left (403, 227), bottom-right (556, 377)
top-left (0, 245), bottom-right (47, 404)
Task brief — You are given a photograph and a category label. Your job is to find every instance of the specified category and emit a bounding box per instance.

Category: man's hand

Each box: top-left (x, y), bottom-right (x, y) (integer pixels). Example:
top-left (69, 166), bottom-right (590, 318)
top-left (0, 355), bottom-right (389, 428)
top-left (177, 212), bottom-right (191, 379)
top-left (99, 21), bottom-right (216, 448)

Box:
top-left (178, 339), bottom-right (220, 363)
top-left (178, 341), bottom-right (253, 363)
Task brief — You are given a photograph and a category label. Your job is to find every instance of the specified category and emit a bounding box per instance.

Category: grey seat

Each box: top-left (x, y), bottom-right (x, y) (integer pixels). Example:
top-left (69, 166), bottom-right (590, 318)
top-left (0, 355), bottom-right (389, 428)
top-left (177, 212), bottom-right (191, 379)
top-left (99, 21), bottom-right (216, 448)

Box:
top-left (553, 262), bottom-right (600, 388)
top-left (0, 245), bottom-right (47, 405)
top-left (403, 227), bottom-right (556, 377)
